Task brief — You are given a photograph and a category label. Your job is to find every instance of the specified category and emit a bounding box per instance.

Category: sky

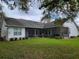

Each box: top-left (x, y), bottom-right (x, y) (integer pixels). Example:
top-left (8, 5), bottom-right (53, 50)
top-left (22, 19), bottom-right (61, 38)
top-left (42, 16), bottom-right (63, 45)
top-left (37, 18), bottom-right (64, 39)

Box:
top-left (1, 0), bottom-right (43, 22)
top-left (0, 0), bottom-right (79, 25)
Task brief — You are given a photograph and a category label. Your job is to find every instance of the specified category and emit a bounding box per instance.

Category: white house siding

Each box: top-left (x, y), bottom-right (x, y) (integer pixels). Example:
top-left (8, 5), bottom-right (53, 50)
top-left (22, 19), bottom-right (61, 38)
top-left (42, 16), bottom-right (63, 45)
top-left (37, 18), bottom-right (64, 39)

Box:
top-left (1, 20), bottom-right (8, 39)
top-left (63, 20), bottom-right (79, 37)
top-left (7, 27), bottom-right (25, 41)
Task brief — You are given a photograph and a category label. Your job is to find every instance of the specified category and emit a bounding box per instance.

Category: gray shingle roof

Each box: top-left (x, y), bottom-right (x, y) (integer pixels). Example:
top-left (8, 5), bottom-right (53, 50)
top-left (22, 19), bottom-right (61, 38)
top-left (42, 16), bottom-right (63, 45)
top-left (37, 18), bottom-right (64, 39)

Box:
top-left (5, 18), bottom-right (24, 27)
top-left (5, 18), bottom-right (55, 28)
top-left (44, 22), bottom-right (55, 28)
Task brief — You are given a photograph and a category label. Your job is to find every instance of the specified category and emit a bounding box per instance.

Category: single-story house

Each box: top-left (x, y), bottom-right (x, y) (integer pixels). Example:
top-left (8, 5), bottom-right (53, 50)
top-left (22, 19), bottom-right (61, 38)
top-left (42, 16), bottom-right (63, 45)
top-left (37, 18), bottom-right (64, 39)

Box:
top-left (0, 17), bottom-right (78, 41)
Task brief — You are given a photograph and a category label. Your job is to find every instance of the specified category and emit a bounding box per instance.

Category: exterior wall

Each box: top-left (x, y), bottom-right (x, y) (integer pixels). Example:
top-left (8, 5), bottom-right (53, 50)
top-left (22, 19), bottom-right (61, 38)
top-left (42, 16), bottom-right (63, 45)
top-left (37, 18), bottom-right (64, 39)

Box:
top-left (1, 19), bottom-right (8, 39)
top-left (7, 27), bottom-right (25, 41)
top-left (63, 20), bottom-right (79, 37)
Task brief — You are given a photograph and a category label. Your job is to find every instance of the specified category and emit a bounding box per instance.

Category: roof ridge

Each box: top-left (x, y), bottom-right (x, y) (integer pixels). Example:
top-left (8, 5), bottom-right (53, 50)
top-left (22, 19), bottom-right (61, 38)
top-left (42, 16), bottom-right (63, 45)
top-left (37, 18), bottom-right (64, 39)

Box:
top-left (5, 17), bottom-right (54, 28)
top-left (5, 17), bottom-right (42, 23)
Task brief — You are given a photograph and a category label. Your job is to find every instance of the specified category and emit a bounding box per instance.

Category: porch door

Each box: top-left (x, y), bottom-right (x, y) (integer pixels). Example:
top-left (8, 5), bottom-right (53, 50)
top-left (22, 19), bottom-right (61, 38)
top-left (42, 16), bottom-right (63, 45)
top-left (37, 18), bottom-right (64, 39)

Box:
top-left (28, 29), bottom-right (35, 37)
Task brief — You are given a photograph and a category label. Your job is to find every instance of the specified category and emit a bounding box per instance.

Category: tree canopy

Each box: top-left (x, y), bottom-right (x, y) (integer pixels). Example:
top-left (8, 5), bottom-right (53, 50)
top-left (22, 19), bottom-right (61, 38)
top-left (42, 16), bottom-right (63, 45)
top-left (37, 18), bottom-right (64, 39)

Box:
top-left (1, 0), bottom-right (79, 20)
top-left (39, 0), bottom-right (79, 31)
top-left (1, 0), bottom-right (29, 11)
top-left (39, 0), bottom-right (79, 21)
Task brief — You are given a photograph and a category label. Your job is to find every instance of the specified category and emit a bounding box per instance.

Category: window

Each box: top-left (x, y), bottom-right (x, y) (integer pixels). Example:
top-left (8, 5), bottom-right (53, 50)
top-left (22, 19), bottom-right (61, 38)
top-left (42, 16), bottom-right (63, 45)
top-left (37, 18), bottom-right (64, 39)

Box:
top-left (14, 28), bottom-right (22, 36)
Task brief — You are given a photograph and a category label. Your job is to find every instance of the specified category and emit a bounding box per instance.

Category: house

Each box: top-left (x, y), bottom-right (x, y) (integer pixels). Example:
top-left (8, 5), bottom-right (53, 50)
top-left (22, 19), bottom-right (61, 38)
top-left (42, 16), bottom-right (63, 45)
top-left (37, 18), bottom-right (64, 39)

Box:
top-left (63, 19), bottom-right (79, 37)
top-left (0, 17), bottom-right (78, 41)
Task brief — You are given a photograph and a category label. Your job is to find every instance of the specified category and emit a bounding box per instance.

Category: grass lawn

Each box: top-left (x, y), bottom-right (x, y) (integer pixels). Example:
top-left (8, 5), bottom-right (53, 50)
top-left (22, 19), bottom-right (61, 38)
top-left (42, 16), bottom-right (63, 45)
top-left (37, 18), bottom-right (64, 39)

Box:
top-left (0, 38), bottom-right (79, 59)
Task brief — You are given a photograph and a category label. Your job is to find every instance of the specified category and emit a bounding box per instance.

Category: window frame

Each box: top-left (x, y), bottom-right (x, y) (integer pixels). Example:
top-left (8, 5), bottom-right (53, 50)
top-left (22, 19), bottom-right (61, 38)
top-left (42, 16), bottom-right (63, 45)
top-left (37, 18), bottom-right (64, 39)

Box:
top-left (14, 28), bottom-right (22, 36)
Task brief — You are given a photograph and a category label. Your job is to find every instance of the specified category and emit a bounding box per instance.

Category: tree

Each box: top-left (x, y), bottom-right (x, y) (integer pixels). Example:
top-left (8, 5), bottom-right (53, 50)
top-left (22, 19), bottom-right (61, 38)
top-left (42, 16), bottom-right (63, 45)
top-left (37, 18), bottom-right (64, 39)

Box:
top-left (40, 0), bottom-right (79, 19)
top-left (40, 0), bottom-right (79, 16)
top-left (39, 0), bottom-right (79, 30)
top-left (1, 0), bottom-right (29, 11)
top-left (41, 13), bottom-right (51, 23)
top-left (0, 4), bottom-right (5, 19)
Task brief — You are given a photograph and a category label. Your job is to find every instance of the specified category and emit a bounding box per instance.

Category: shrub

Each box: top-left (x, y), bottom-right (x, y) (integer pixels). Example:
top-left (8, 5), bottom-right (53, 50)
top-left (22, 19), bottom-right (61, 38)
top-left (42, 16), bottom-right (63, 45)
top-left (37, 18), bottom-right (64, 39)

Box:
top-left (77, 35), bottom-right (79, 37)
top-left (23, 38), bottom-right (25, 40)
top-left (0, 37), bottom-right (4, 41)
top-left (15, 38), bottom-right (17, 41)
top-left (10, 38), bottom-right (14, 41)
top-left (70, 36), bottom-right (75, 38)
top-left (25, 37), bottom-right (28, 39)
top-left (19, 37), bottom-right (22, 40)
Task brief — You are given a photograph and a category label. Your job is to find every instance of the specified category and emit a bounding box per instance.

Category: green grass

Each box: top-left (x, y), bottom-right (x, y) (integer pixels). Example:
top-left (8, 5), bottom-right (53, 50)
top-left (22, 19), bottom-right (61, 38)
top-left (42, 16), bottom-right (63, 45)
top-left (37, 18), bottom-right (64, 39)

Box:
top-left (0, 37), bottom-right (79, 59)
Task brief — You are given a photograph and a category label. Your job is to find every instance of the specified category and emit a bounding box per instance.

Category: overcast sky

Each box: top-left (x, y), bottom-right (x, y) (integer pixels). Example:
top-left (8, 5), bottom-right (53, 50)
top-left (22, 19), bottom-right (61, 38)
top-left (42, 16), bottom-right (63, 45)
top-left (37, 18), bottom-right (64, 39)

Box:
top-left (1, 0), bottom-right (43, 22)
top-left (0, 0), bottom-right (79, 25)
